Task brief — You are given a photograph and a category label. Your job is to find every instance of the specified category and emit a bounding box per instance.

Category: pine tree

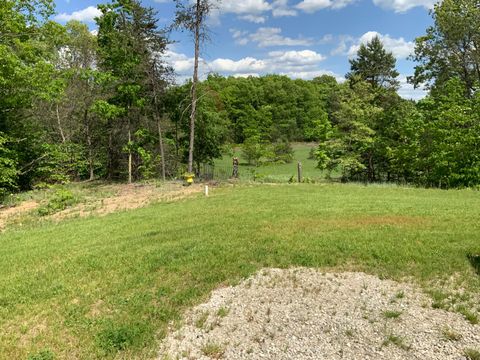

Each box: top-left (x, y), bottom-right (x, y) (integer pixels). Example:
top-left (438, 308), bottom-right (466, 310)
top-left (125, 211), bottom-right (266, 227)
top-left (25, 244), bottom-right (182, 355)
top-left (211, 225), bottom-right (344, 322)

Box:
top-left (346, 36), bottom-right (400, 89)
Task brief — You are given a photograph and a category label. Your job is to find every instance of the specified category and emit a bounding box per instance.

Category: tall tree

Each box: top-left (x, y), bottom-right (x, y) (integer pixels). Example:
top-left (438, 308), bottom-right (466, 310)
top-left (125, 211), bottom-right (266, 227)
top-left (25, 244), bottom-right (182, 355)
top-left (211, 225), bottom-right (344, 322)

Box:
top-left (97, 0), bottom-right (169, 182)
top-left (174, 0), bottom-right (212, 174)
top-left (346, 36), bottom-right (400, 89)
top-left (410, 0), bottom-right (480, 97)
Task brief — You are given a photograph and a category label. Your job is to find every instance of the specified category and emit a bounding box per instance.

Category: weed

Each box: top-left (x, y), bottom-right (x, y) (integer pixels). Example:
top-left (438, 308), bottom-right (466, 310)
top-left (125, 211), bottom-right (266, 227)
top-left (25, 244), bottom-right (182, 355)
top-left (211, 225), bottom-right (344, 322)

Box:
top-left (195, 311), bottom-right (209, 329)
top-left (217, 307), bottom-right (229, 318)
top-left (465, 349), bottom-right (480, 360)
top-left (383, 310), bottom-right (402, 319)
top-left (442, 327), bottom-right (462, 341)
top-left (201, 342), bottom-right (225, 358)
top-left (455, 305), bottom-right (479, 325)
top-left (382, 334), bottom-right (410, 351)
top-left (27, 350), bottom-right (55, 360)
top-left (37, 189), bottom-right (79, 216)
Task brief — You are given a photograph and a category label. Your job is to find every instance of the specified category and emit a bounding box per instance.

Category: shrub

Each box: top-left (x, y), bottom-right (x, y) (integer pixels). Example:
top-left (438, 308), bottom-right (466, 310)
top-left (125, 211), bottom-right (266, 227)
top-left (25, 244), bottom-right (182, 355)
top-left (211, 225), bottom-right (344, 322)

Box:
top-left (0, 133), bottom-right (18, 201)
top-left (37, 188), bottom-right (79, 216)
top-left (272, 140), bottom-right (294, 163)
top-left (242, 136), bottom-right (266, 166)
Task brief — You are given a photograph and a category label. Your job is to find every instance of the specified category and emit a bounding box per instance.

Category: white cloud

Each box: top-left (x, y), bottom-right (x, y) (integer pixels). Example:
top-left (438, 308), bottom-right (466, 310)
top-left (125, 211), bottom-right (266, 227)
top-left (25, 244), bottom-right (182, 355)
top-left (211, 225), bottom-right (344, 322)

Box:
top-left (347, 31), bottom-right (414, 59)
top-left (398, 75), bottom-right (427, 100)
top-left (165, 48), bottom-right (330, 82)
top-left (210, 57), bottom-right (267, 73)
top-left (238, 14), bottom-right (267, 23)
top-left (55, 6), bottom-right (102, 23)
top-left (268, 50), bottom-right (326, 65)
top-left (372, 0), bottom-right (435, 12)
top-left (219, 0), bottom-right (271, 14)
top-left (296, 0), bottom-right (356, 13)
top-left (234, 27), bottom-right (314, 47)
top-left (212, 0), bottom-right (300, 23)
top-left (272, 0), bottom-right (298, 17)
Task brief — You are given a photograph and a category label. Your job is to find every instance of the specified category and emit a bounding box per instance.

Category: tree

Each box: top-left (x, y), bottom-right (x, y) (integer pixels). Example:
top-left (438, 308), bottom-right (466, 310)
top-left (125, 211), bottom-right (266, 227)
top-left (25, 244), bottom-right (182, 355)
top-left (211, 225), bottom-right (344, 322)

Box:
top-left (96, 0), bottom-right (170, 182)
top-left (410, 0), bottom-right (480, 97)
top-left (0, 133), bottom-right (18, 199)
top-left (174, 0), bottom-right (213, 174)
top-left (317, 81), bottom-right (381, 181)
top-left (346, 36), bottom-right (400, 89)
top-left (0, 0), bottom-right (67, 191)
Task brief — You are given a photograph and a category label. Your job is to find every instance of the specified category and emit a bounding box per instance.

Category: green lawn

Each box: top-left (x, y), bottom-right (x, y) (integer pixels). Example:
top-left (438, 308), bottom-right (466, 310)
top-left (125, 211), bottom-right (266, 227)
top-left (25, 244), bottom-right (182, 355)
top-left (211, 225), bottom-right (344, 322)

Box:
top-left (1, 183), bottom-right (479, 359)
top-left (214, 142), bottom-right (328, 181)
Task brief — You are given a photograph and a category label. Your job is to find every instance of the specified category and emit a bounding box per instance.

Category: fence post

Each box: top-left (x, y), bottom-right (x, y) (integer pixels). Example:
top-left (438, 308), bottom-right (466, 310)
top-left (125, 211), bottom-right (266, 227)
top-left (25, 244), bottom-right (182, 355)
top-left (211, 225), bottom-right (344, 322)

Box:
top-left (297, 161), bottom-right (302, 183)
top-left (232, 157), bottom-right (239, 178)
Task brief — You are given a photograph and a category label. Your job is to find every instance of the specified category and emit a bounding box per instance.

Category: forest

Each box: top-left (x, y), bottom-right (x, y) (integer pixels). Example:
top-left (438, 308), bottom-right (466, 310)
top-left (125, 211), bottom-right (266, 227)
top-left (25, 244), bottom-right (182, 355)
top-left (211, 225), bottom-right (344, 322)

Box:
top-left (1, 0), bottom-right (480, 201)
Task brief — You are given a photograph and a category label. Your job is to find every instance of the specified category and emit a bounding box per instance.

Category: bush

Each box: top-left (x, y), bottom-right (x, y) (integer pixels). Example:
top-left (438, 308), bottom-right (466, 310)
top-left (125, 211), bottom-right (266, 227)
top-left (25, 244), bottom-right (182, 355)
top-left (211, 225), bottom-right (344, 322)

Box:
top-left (35, 142), bottom-right (88, 185)
top-left (272, 140), bottom-right (294, 163)
top-left (0, 133), bottom-right (18, 201)
top-left (242, 136), bottom-right (266, 166)
top-left (37, 188), bottom-right (79, 216)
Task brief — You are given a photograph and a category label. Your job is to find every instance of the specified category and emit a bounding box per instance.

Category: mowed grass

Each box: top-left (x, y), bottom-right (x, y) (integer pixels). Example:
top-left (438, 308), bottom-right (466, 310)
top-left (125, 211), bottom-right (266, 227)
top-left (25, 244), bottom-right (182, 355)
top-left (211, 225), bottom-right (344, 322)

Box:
top-left (1, 183), bottom-right (479, 359)
top-left (215, 142), bottom-right (329, 181)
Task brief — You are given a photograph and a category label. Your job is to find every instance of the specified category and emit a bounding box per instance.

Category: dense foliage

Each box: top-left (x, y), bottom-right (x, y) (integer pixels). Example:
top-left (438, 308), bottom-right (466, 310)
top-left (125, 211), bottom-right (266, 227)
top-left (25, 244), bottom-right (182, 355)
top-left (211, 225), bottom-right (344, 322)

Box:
top-left (0, 0), bottom-right (479, 200)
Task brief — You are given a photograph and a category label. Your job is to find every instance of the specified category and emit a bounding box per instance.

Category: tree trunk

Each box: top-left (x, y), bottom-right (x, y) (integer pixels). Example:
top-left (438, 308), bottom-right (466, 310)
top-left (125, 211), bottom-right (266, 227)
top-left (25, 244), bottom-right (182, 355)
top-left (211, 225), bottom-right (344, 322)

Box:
top-left (56, 103), bottom-right (66, 143)
top-left (128, 118), bottom-right (132, 184)
top-left (188, 0), bottom-right (201, 174)
top-left (157, 115), bottom-right (166, 181)
top-left (84, 109), bottom-right (94, 181)
top-left (150, 64), bottom-right (166, 182)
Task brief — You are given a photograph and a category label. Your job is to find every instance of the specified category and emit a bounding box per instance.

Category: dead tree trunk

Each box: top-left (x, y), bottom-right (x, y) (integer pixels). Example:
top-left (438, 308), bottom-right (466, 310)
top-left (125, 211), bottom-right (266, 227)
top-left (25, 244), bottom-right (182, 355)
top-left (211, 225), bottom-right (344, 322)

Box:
top-left (56, 103), bottom-right (66, 143)
top-left (187, 0), bottom-right (201, 174)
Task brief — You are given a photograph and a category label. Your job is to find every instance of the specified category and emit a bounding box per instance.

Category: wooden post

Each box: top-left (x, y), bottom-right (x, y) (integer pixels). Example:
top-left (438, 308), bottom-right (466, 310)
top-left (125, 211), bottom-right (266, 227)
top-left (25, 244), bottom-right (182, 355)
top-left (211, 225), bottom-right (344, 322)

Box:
top-left (297, 161), bottom-right (302, 183)
top-left (232, 157), bottom-right (239, 179)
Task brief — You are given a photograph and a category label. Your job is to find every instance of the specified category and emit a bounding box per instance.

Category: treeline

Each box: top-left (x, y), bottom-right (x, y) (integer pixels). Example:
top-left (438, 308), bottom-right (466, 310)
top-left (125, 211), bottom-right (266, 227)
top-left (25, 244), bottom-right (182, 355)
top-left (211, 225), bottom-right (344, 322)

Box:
top-left (1, 0), bottom-right (480, 201)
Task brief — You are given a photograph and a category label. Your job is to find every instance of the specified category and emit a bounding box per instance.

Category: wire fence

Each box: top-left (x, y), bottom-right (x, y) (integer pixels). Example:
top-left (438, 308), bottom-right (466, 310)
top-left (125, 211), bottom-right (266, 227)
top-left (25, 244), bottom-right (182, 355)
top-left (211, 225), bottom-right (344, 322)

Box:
top-left (195, 163), bottom-right (235, 181)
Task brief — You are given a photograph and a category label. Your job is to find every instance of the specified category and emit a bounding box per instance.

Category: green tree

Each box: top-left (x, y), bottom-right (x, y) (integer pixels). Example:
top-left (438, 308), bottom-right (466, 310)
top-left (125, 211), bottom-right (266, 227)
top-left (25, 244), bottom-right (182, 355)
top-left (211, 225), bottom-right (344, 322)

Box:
top-left (96, 0), bottom-right (169, 182)
top-left (0, 133), bottom-right (18, 198)
top-left (410, 0), bottom-right (480, 97)
top-left (346, 36), bottom-right (400, 89)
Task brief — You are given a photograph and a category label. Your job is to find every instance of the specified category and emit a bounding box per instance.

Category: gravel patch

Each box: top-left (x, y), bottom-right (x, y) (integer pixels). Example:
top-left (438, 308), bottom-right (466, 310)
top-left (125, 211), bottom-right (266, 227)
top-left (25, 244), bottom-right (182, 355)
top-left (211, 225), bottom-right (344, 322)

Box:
top-left (159, 268), bottom-right (479, 360)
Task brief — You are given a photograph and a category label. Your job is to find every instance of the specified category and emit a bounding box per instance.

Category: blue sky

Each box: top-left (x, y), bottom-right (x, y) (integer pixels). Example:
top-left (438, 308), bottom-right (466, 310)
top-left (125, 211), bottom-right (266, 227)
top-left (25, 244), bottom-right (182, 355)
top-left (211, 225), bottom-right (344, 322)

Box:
top-left (54, 0), bottom-right (436, 99)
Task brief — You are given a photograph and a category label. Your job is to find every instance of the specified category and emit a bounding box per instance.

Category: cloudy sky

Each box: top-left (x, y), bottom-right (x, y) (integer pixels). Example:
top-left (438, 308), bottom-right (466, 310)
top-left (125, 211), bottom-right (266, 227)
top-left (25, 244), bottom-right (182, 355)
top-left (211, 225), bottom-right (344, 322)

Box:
top-left (54, 0), bottom-right (436, 99)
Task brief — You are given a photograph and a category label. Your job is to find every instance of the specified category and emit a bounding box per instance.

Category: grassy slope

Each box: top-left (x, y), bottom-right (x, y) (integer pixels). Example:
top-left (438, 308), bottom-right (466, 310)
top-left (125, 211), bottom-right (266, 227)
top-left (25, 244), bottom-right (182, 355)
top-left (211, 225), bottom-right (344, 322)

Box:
top-left (1, 184), bottom-right (479, 359)
top-left (215, 143), bottom-right (327, 181)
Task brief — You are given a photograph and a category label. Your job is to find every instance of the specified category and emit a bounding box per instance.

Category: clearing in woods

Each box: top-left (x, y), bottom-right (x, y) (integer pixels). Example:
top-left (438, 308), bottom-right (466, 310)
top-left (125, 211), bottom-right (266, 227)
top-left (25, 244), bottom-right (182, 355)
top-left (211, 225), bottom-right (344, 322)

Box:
top-left (0, 183), bottom-right (479, 359)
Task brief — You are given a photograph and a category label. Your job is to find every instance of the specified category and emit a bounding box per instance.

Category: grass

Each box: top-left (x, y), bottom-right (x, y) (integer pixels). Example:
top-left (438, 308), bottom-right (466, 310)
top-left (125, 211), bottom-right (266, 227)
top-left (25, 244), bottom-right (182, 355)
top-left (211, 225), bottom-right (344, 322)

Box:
top-left (383, 310), bottom-right (402, 319)
top-left (442, 327), bottom-right (462, 341)
top-left (0, 183), bottom-right (479, 359)
top-left (200, 342), bottom-right (225, 358)
top-left (465, 349), bottom-right (480, 360)
top-left (382, 334), bottom-right (410, 350)
top-left (215, 142), bottom-right (330, 182)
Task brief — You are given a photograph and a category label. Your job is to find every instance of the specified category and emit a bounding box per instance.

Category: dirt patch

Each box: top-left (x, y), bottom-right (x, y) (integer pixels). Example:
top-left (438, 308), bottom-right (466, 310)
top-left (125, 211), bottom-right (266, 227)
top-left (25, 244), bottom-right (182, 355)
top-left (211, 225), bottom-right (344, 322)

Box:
top-left (0, 201), bottom-right (38, 230)
top-left (159, 268), bottom-right (479, 359)
top-left (51, 182), bottom-right (203, 221)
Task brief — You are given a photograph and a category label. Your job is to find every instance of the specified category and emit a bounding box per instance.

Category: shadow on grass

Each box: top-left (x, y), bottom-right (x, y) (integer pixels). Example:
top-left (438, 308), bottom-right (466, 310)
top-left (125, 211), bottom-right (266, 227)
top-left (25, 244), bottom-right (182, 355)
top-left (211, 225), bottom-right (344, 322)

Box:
top-left (467, 253), bottom-right (480, 275)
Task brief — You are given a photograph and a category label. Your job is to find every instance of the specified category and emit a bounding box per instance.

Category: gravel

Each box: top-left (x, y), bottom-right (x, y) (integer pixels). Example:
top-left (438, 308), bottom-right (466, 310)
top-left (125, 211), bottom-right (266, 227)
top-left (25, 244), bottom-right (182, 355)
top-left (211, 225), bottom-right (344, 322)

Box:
top-left (159, 268), bottom-right (480, 360)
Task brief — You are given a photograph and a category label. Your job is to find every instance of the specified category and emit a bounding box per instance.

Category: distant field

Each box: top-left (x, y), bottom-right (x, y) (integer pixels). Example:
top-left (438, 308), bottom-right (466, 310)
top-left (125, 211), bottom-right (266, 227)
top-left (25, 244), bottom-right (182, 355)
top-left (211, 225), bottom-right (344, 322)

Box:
top-left (0, 183), bottom-right (479, 359)
top-left (214, 142), bottom-right (329, 182)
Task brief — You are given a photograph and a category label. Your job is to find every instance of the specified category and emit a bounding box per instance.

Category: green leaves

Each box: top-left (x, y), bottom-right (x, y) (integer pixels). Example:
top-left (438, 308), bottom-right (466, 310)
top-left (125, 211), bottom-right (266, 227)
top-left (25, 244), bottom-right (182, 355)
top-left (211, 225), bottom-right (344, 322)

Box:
top-left (0, 133), bottom-right (18, 198)
top-left (346, 36), bottom-right (399, 90)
